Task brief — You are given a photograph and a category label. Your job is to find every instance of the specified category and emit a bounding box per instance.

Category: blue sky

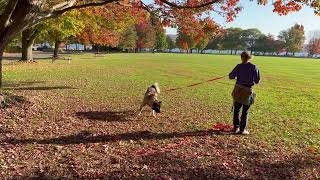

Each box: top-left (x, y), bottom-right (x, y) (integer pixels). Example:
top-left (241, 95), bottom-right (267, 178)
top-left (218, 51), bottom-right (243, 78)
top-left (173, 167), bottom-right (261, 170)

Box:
top-left (166, 1), bottom-right (320, 40)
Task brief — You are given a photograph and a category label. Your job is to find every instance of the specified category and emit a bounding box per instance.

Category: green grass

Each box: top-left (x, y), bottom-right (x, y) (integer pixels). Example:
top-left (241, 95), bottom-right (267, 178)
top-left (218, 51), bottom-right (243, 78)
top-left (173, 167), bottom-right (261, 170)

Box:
top-left (3, 53), bottom-right (320, 152)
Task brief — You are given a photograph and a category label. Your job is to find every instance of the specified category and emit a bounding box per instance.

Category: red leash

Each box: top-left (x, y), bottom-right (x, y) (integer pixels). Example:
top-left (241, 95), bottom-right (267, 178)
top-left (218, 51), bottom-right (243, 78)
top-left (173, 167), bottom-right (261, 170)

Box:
top-left (163, 75), bottom-right (227, 92)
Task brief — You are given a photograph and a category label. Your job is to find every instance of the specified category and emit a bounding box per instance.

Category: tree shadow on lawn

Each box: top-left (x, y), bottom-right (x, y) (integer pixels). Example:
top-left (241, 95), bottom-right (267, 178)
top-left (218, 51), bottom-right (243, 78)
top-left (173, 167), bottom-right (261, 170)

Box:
top-left (93, 153), bottom-right (320, 179)
top-left (241, 150), bottom-right (320, 179)
top-left (13, 153), bottom-right (237, 179)
top-left (2, 80), bottom-right (76, 91)
top-left (75, 110), bottom-right (135, 122)
top-left (2, 86), bottom-right (77, 91)
top-left (13, 152), bottom-right (319, 179)
top-left (3, 81), bottom-right (47, 87)
top-left (2, 129), bottom-right (230, 145)
top-left (1, 93), bottom-right (31, 107)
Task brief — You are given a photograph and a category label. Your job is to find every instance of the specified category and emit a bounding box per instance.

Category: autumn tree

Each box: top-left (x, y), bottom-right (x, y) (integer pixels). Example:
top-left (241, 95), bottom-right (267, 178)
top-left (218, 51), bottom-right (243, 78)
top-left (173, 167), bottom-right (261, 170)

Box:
top-left (155, 29), bottom-right (168, 51)
top-left (118, 25), bottom-right (138, 52)
top-left (136, 21), bottom-right (156, 51)
top-left (38, 11), bottom-right (85, 58)
top-left (222, 28), bottom-right (245, 54)
top-left (207, 35), bottom-right (224, 53)
top-left (278, 24), bottom-right (305, 55)
top-left (195, 37), bottom-right (209, 53)
top-left (252, 34), bottom-right (285, 55)
top-left (307, 38), bottom-right (320, 57)
top-left (176, 30), bottom-right (195, 52)
top-left (195, 19), bottom-right (219, 53)
top-left (176, 16), bottom-right (220, 53)
top-left (166, 35), bottom-right (176, 52)
top-left (241, 28), bottom-right (263, 54)
top-left (272, 39), bottom-right (286, 55)
top-left (77, 4), bottom-right (145, 51)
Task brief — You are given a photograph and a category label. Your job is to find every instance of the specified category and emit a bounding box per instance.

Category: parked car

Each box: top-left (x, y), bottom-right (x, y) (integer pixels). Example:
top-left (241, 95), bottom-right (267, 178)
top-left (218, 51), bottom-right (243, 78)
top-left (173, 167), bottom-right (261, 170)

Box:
top-left (37, 45), bottom-right (52, 51)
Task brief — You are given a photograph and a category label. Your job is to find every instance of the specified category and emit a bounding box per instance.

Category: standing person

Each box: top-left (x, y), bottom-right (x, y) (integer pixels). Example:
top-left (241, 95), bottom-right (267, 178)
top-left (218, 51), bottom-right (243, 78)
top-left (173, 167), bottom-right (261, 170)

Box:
top-left (229, 51), bottom-right (260, 135)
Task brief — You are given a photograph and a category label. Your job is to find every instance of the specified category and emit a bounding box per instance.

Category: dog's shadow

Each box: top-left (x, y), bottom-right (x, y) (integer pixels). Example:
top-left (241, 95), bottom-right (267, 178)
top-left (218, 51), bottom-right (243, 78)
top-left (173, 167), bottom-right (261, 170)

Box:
top-left (75, 110), bottom-right (135, 122)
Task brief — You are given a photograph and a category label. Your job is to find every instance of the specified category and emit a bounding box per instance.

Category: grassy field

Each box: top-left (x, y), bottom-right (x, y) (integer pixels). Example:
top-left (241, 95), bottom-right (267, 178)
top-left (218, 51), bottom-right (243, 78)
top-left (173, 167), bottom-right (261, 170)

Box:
top-left (0, 53), bottom-right (319, 179)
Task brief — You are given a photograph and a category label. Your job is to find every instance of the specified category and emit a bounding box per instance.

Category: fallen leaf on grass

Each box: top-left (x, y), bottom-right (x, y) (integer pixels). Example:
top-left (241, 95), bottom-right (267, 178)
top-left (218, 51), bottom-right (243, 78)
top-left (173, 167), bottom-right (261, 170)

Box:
top-left (142, 164), bottom-right (148, 170)
top-left (308, 146), bottom-right (318, 155)
top-left (212, 123), bottom-right (233, 132)
top-left (222, 162), bottom-right (231, 170)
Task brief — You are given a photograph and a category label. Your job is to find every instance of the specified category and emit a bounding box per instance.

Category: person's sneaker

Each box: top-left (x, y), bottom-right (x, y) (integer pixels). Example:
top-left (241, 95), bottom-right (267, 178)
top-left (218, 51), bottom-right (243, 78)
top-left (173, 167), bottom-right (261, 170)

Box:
top-left (233, 127), bottom-right (240, 134)
top-left (239, 130), bottom-right (250, 135)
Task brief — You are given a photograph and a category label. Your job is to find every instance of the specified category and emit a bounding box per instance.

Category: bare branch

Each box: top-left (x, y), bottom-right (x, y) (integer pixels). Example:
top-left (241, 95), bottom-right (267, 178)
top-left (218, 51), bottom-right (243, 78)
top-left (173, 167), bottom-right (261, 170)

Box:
top-left (117, 1), bottom-right (133, 7)
top-left (140, 2), bottom-right (156, 15)
top-left (159, 0), bottom-right (222, 9)
top-left (52, 0), bottom-right (120, 16)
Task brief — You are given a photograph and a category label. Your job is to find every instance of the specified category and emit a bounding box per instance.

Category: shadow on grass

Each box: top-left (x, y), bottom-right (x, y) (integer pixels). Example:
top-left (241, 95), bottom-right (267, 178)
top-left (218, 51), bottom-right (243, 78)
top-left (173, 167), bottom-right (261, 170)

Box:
top-left (1, 93), bottom-right (31, 107)
top-left (242, 151), bottom-right (320, 179)
top-left (2, 129), bottom-right (229, 145)
top-left (75, 110), bottom-right (135, 122)
top-left (12, 153), bottom-right (319, 179)
top-left (3, 86), bottom-right (77, 91)
top-left (3, 81), bottom-right (47, 87)
top-left (3, 56), bottom-right (53, 61)
top-left (2, 81), bottom-right (76, 91)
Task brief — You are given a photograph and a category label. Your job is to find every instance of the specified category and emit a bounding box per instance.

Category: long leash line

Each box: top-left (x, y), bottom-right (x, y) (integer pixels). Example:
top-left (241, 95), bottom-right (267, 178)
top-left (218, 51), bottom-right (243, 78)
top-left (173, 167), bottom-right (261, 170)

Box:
top-left (163, 75), bottom-right (228, 93)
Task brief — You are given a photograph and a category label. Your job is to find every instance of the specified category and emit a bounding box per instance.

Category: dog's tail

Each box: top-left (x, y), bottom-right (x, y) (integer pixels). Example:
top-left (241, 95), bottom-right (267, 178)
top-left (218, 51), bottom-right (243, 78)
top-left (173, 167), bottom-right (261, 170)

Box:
top-left (154, 82), bottom-right (160, 93)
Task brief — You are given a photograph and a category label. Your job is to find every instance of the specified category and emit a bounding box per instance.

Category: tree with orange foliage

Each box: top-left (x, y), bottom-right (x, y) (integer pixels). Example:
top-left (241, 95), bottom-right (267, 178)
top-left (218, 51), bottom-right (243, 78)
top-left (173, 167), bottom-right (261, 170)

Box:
top-left (176, 16), bottom-right (221, 53)
top-left (136, 21), bottom-right (157, 51)
top-left (307, 38), bottom-right (320, 57)
top-left (76, 4), bottom-right (146, 50)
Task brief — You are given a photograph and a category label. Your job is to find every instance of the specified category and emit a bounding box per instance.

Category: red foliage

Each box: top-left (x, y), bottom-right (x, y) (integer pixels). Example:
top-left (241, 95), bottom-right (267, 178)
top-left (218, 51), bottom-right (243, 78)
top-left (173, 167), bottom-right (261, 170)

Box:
top-left (178, 39), bottom-right (189, 50)
top-left (273, 0), bottom-right (302, 15)
top-left (76, 4), bottom-right (147, 46)
top-left (307, 38), bottom-right (320, 56)
top-left (135, 20), bottom-right (157, 49)
top-left (212, 123), bottom-right (233, 131)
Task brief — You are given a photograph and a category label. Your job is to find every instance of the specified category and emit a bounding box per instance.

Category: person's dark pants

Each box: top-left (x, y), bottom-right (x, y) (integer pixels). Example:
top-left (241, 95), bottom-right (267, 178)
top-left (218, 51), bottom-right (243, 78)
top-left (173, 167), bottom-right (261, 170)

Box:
top-left (233, 102), bottom-right (250, 131)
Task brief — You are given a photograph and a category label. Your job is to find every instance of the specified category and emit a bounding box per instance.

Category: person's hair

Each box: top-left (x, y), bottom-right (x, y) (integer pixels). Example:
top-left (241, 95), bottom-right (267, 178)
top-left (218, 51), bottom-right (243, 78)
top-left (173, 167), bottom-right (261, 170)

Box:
top-left (241, 51), bottom-right (252, 61)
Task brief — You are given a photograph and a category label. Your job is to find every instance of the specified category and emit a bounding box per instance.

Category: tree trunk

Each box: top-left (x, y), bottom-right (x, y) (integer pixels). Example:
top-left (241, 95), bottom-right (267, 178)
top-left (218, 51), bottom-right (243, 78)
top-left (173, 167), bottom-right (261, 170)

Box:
top-left (285, 51), bottom-right (288, 56)
top-left (21, 27), bottom-right (38, 61)
top-left (21, 40), bottom-right (33, 61)
top-left (0, 49), bottom-right (3, 89)
top-left (230, 50), bottom-right (233, 55)
top-left (53, 40), bottom-right (61, 58)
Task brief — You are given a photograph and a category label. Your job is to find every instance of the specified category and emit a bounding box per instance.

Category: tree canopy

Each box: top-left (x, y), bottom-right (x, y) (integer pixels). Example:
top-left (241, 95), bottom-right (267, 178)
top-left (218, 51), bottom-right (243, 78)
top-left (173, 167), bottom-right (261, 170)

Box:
top-left (278, 24), bottom-right (305, 54)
